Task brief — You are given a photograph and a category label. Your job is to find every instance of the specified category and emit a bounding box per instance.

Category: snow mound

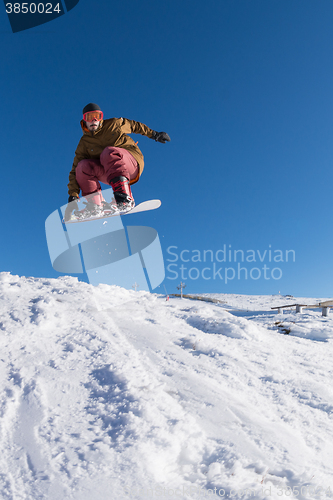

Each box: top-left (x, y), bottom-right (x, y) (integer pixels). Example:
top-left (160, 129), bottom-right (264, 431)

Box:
top-left (0, 273), bottom-right (332, 499)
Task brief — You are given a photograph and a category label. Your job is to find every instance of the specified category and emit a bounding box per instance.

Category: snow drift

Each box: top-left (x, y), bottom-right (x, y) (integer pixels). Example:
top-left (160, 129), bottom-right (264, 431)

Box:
top-left (0, 272), bottom-right (332, 499)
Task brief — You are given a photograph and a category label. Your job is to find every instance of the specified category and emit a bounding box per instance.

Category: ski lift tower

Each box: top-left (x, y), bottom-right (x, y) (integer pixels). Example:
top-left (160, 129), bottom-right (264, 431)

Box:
top-left (177, 282), bottom-right (186, 299)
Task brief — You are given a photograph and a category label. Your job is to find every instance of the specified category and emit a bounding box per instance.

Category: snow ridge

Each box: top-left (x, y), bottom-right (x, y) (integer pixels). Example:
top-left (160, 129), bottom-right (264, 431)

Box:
top-left (0, 273), bottom-right (332, 499)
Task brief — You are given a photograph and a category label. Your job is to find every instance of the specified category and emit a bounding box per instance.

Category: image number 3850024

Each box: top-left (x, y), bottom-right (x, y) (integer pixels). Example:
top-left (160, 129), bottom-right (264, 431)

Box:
top-left (4, 0), bottom-right (80, 33)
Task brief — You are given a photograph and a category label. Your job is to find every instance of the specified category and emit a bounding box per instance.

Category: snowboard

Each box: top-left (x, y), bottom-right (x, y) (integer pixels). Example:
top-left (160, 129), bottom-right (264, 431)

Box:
top-left (63, 199), bottom-right (161, 224)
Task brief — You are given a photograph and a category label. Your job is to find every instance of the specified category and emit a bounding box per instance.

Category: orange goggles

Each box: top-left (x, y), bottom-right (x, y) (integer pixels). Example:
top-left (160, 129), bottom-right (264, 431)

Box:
top-left (83, 110), bottom-right (103, 122)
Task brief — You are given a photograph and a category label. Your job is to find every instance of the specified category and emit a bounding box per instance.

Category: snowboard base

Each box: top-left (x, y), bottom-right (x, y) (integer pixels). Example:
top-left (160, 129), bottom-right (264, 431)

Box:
top-left (63, 199), bottom-right (161, 224)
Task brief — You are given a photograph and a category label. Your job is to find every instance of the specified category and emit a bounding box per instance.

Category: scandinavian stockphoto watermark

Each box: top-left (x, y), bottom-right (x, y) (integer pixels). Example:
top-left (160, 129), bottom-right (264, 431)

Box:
top-left (45, 187), bottom-right (165, 293)
top-left (123, 484), bottom-right (332, 498)
top-left (166, 245), bottom-right (296, 283)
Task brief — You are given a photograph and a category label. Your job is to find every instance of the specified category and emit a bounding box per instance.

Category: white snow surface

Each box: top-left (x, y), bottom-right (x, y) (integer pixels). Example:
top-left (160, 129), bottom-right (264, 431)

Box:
top-left (0, 273), bottom-right (332, 499)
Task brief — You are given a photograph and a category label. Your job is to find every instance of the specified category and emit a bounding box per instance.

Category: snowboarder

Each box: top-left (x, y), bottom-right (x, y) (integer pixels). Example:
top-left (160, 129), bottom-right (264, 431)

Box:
top-left (64, 103), bottom-right (170, 221)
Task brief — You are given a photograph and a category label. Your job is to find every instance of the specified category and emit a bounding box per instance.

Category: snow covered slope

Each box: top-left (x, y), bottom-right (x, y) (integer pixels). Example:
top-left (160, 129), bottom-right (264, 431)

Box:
top-left (0, 272), bottom-right (332, 499)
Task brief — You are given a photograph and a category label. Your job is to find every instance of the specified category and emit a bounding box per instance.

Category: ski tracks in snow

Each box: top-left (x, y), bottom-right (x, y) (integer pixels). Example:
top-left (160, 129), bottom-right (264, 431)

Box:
top-left (107, 295), bottom-right (333, 499)
top-left (0, 274), bottom-right (332, 499)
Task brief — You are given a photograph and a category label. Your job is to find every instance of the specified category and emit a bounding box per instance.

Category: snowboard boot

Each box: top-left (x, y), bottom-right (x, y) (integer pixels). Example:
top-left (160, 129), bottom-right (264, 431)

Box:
top-left (101, 199), bottom-right (119, 215)
top-left (109, 176), bottom-right (135, 214)
top-left (74, 201), bottom-right (105, 220)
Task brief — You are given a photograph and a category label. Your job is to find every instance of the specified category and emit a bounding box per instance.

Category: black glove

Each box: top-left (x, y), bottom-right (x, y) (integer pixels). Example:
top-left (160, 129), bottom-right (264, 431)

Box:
top-left (152, 131), bottom-right (171, 144)
top-left (64, 195), bottom-right (79, 221)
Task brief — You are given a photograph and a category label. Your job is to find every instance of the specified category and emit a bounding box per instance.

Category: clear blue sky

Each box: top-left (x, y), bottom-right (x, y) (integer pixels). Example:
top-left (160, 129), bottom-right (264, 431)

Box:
top-left (1, 0), bottom-right (333, 297)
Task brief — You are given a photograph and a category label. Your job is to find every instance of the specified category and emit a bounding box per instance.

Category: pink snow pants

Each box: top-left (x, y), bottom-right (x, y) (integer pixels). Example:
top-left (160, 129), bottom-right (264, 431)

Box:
top-left (75, 146), bottom-right (139, 205)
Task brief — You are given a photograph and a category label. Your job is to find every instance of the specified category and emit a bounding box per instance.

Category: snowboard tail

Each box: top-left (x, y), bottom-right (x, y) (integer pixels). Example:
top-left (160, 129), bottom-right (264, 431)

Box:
top-left (63, 199), bottom-right (161, 224)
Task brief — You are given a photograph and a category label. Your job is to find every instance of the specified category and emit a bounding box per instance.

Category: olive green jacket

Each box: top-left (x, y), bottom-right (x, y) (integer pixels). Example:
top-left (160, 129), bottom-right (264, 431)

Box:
top-left (68, 117), bottom-right (155, 197)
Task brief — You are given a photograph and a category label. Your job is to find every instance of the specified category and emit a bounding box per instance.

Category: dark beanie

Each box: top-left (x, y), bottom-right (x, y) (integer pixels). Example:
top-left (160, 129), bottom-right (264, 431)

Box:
top-left (82, 103), bottom-right (101, 114)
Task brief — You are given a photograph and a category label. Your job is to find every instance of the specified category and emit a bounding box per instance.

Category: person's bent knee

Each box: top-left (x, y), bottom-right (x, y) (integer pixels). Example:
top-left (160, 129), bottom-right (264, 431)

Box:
top-left (100, 146), bottom-right (122, 163)
top-left (77, 159), bottom-right (92, 173)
